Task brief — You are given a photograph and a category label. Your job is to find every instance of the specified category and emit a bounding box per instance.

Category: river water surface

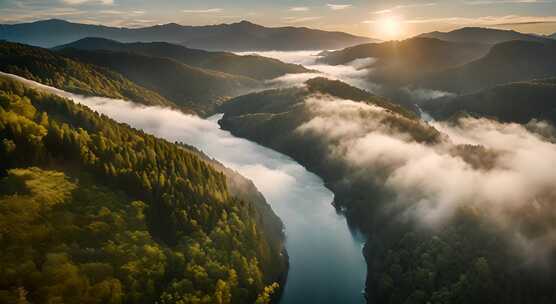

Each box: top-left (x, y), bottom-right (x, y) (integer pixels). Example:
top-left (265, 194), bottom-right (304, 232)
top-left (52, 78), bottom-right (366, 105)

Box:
top-left (1, 72), bottom-right (367, 304)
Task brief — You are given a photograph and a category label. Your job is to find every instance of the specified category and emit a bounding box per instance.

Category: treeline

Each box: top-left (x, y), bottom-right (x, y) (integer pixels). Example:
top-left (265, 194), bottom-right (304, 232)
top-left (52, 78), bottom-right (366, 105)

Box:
top-left (0, 76), bottom-right (284, 303)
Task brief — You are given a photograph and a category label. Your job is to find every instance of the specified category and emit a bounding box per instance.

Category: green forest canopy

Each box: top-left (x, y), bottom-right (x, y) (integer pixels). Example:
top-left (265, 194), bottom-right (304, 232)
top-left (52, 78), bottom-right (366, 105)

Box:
top-left (0, 75), bottom-right (284, 304)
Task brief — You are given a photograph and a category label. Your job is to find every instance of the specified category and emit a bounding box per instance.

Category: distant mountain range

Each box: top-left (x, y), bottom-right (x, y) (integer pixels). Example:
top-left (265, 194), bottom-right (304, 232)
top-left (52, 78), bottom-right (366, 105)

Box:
top-left (0, 19), bottom-right (374, 51)
top-left (418, 27), bottom-right (553, 45)
top-left (55, 37), bottom-right (310, 80)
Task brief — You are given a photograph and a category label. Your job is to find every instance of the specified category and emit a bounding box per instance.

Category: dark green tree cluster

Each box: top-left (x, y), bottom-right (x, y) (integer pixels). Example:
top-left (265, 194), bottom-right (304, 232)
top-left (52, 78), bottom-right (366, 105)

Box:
top-left (365, 213), bottom-right (556, 304)
top-left (0, 76), bottom-right (284, 303)
top-left (0, 41), bottom-right (176, 109)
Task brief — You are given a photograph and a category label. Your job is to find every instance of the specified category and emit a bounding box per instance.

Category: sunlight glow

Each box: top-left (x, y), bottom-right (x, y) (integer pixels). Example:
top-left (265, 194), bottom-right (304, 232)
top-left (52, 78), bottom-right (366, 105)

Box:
top-left (377, 16), bottom-right (404, 40)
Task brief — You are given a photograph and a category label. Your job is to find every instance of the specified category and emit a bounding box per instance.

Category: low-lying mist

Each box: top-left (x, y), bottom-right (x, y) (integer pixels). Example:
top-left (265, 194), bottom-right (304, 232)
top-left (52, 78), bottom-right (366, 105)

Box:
top-left (297, 94), bottom-right (556, 263)
top-left (240, 51), bottom-right (379, 92)
top-left (242, 51), bottom-right (456, 110)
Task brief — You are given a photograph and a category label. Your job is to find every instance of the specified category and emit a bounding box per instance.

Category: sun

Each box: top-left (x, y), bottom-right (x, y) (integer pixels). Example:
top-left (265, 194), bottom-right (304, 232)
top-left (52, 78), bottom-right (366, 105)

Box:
top-left (377, 16), bottom-right (403, 40)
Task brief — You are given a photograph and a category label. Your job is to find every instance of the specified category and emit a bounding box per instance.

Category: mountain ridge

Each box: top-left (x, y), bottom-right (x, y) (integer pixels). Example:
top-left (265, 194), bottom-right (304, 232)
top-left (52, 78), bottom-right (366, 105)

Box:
top-left (58, 47), bottom-right (262, 115)
top-left (0, 18), bottom-right (375, 51)
top-left (0, 40), bottom-right (178, 109)
top-left (55, 37), bottom-right (312, 80)
top-left (419, 40), bottom-right (556, 94)
top-left (422, 77), bottom-right (556, 125)
top-left (418, 26), bottom-right (554, 45)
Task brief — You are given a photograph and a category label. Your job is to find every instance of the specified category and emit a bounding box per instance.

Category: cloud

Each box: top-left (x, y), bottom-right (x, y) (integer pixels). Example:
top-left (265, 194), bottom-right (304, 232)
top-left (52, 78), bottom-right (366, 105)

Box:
top-left (235, 51), bottom-right (379, 92)
top-left (289, 7), bottom-right (310, 12)
top-left (182, 8), bottom-right (223, 14)
top-left (282, 16), bottom-right (322, 24)
top-left (374, 9), bottom-right (393, 15)
top-left (0, 7), bottom-right (85, 23)
top-left (403, 14), bottom-right (556, 25)
top-left (327, 4), bottom-right (353, 10)
top-left (372, 2), bottom-right (436, 14)
top-left (295, 94), bottom-right (556, 262)
top-left (465, 0), bottom-right (553, 5)
top-left (402, 87), bottom-right (456, 101)
top-left (62, 0), bottom-right (113, 5)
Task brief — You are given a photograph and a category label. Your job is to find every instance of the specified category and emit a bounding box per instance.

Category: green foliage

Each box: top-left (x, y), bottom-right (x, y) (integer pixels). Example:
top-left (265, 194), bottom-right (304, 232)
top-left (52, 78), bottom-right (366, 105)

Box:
top-left (0, 76), bottom-right (283, 303)
top-left (0, 41), bottom-right (175, 109)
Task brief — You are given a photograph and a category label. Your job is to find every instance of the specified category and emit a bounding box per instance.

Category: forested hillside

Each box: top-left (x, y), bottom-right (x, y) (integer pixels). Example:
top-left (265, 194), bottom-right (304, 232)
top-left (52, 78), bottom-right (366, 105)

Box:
top-left (0, 76), bottom-right (285, 303)
top-left (219, 77), bottom-right (556, 304)
top-left (420, 40), bottom-right (556, 94)
top-left (317, 38), bottom-right (489, 85)
top-left (59, 48), bottom-right (261, 115)
top-left (423, 78), bottom-right (556, 125)
top-left (56, 37), bottom-right (311, 80)
top-left (0, 41), bottom-right (176, 110)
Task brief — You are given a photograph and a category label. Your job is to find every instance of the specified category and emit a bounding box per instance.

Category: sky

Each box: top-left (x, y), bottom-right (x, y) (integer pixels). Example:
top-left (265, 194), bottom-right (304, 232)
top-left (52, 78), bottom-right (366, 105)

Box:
top-left (1, 0), bottom-right (556, 40)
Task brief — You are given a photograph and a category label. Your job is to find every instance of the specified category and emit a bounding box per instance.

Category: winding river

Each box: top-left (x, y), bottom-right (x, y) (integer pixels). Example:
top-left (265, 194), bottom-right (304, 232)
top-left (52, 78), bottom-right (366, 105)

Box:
top-left (1, 72), bottom-right (367, 304)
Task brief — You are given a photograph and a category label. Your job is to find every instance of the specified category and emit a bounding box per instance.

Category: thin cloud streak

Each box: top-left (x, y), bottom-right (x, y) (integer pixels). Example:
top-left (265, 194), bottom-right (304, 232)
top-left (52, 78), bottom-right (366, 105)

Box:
top-left (62, 0), bottom-right (113, 5)
top-left (182, 8), bottom-right (223, 14)
top-left (289, 7), bottom-right (310, 12)
top-left (465, 0), bottom-right (553, 5)
top-left (327, 4), bottom-right (353, 10)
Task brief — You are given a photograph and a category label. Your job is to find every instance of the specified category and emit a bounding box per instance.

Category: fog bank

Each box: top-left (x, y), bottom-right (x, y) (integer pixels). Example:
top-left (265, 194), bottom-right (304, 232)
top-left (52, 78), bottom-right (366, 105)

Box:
top-left (297, 94), bottom-right (556, 262)
top-left (240, 51), bottom-right (380, 92)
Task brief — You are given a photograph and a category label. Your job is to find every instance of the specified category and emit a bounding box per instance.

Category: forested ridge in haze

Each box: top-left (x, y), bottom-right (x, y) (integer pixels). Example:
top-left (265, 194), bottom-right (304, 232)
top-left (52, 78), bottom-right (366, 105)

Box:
top-left (58, 48), bottom-right (261, 116)
top-left (0, 41), bottom-right (176, 110)
top-left (55, 37), bottom-right (312, 81)
top-left (318, 37), bottom-right (490, 86)
top-left (419, 40), bottom-right (556, 94)
top-left (0, 75), bottom-right (285, 303)
top-left (423, 78), bottom-right (556, 125)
